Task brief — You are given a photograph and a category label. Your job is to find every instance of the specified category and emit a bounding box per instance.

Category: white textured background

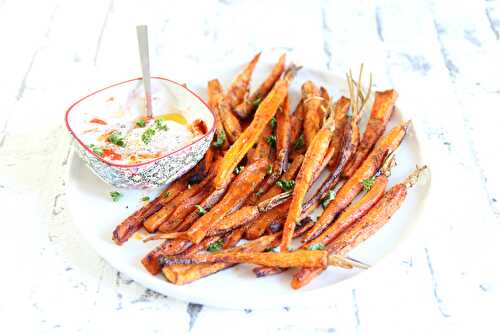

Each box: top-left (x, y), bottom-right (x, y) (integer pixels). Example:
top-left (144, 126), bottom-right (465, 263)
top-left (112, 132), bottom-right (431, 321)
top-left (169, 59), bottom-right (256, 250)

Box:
top-left (0, 0), bottom-right (499, 332)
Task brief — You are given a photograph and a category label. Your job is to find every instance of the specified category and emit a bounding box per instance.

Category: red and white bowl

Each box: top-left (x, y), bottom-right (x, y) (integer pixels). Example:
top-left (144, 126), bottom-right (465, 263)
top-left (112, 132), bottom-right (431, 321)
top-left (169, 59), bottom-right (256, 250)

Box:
top-left (65, 77), bottom-right (215, 189)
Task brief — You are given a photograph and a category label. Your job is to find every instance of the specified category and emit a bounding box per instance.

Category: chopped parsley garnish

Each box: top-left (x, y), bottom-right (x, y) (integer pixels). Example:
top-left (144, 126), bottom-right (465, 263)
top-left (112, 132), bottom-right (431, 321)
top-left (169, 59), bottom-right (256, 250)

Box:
top-left (264, 247), bottom-right (280, 253)
top-left (163, 191), bottom-right (171, 198)
top-left (270, 116), bottom-right (277, 129)
top-left (89, 144), bottom-right (103, 156)
top-left (276, 179), bottom-right (295, 191)
top-left (195, 204), bottom-right (207, 216)
top-left (213, 130), bottom-right (226, 148)
top-left (293, 134), bottom-right (304, 150)
top-left (107, 131), bottom-right (126, 147)
top-left (155, 119), bottom-right (168, 131)
top-left (141, 196), bottom-right (150, 202)
top-left (255, 188), bottom-right (265, 197)
top-left (141, 127), bottom-right (156, 144)
top-left (251, 97), bottom-right (262, 107)
top-left (267, 164), bottom-right (273, 175)
top-left (320, 190), bottom-right (336, 208)
top-left (308, 243), bottom-right (325, 251)
top-left (234, 165), bottom-right (245, 175)
top-left (362, 176), bottom-right (376, 191)
top-left (110, 191), bottom-right (123, 202)
top-left (136, 119), bottom-right (146, 127)
top-left (207, 239), bottom-right (224, 252)
top-left (265, 135), bottom-right (277, 147)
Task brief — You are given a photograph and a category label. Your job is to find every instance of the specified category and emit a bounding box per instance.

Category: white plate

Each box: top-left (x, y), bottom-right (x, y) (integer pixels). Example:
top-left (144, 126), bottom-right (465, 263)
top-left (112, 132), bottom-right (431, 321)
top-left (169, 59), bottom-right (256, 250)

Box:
top-left (66, 59), bottom-right (433, 309)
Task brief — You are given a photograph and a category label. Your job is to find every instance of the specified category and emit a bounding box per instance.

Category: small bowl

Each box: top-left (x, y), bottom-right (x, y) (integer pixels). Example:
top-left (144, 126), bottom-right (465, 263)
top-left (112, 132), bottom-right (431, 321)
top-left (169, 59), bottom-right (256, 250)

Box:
top-left (65, 77), bottom-right (215, 189)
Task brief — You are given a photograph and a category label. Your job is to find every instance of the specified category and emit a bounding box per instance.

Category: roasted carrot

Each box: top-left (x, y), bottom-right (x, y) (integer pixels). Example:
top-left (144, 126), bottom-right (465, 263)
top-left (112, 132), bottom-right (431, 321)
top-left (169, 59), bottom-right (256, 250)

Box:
top-left (290, 100), bottom-right (305, 151)
top-left (161, 249), bottom-right (327, 268)
top-left (187, 159), bottom-right (269, 243)
top-left (225, 53), bottom-right (261, 109)
top-left (163, 173), bottom-right (236, 233)
top-left (214, 65), bottom-right (298, 189)
top-left (305, 172), bottom-right (388, 248)
top-left (143, 174), bottom-right (213, 233)
top-left (280, 115), bottom-right (336, 251)
top-left (207, 79), bottom-right (229, 150)
top-left (343, 89), bottom-right (398, 178)
top-left (245, 202), bottom-right (290, 239)
top-left (156, 186), bottom-right (211, 232)
top-left (256, 154), bottom-right (304, 202)
top-left (147, 191), bottom-right (291, 243)
top-left (112, 172), bottom-right (190, 245)
top-left (304, 122), bottom-right (410, 242)
top-left (316, 96), bottom-right (350, 175)
top-left (162, 234), bottom-right (279, 285)
top-left (223, 227), bottom-right (245, 248)
top-left (303, 121), bottom-right (410, 243)
top-left (181, 235), bottom-right (224, 256)
top-left (302, 81), bottom-right (323, 147)
top-left (258, 95), bottom-right (292, 194)
top-left (246, 123), bottom-right (273, 163)
top-left (233, 53), bottom-right (286, 119)
top-left (141, 239), bottom-right (193, 275)
top-left (210, 79), bottom-right (242, 144)
top-left (292, 166), bottom-right (427, 289)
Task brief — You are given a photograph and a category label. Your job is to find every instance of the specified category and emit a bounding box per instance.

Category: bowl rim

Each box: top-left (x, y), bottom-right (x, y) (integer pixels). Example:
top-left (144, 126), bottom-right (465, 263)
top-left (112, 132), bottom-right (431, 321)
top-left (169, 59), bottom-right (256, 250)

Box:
top-left (64, 76), bottom-right (216, 169)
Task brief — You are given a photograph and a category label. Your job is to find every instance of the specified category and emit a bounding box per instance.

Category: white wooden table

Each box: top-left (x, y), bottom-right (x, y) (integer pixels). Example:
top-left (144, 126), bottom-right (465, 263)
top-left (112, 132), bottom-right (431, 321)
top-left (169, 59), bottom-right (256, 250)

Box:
top-left (1, 0), bottom-right (499, 332)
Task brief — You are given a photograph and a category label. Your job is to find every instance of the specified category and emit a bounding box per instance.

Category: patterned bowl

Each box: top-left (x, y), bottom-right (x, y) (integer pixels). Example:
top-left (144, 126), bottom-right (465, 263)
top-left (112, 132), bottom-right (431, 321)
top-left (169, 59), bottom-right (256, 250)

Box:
top-left (65, 77), bottom-right (215, 189)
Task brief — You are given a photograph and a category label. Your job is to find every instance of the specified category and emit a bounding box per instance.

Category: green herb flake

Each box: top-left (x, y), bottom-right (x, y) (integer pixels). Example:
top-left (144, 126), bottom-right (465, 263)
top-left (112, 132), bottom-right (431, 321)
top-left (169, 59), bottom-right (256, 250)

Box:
top-left (89, 144), bottom-right (104, 156)
top-left (234, 165), bottom-right (245, 175)
top-left (195, 204), bottom-right (207, 216)
top-left (213, 130), bottom-right (226, 148)
top-left (293, 134), bottom-right (304, 150)
top-left (362, 176), bottom-right (376, 191)
top-left (107, 131), bottom-right (126, 147)
top-left (251, 97), bottom-right (262, 107)
top-left (270, 116), bottom-right (277, 129)
top-left (276, 179), bottom-right (295, 191)
top-left (308, 243), bottom-right (325, 251)
top-left (142, 127), bottom-right (156, 144)
top-left (320, 190), bottom-right (336, 208)
top-left (265, 135), bottom-right (277, 147)
top-left (207, 238), bottom-right (224, 252)
top-left (255, 188), bottom-right (265, 197)
top-left (141, 196), bottom-right (150, 202)
top-left (136, 119), bottom-right (146, 128)
top-left (267, 164), bottom-right (273, 175)
top-left (155, 119), bottom-right (168, 131)
top-left (264, 247), bottom-right (280, 253)
top-left (163, 191), bottom-right (171, 198)
top-left (110, 191), bottom-right (123, 202)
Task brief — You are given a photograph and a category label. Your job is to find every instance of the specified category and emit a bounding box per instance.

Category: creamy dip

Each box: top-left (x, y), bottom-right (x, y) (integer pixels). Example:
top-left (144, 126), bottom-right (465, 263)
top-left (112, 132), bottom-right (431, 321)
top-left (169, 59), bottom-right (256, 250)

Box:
top-left (72, 79), bottom-right (209, 164)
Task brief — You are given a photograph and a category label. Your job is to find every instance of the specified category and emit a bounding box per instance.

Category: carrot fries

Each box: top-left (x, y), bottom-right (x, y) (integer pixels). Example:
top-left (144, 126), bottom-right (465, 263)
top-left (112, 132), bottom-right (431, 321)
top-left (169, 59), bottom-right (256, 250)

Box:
top-left (343, 89), bottom-right (398, 178)
top-left (292, 166), bottom-right (427, 289)
top-left (233, 53), bottom-right (286, 119)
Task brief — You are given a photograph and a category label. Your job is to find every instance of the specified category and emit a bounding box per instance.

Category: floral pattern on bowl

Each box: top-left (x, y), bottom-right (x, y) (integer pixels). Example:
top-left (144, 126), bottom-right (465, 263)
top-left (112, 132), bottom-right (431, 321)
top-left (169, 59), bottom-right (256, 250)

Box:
top-left (65, 77), bottom-right (215, 189)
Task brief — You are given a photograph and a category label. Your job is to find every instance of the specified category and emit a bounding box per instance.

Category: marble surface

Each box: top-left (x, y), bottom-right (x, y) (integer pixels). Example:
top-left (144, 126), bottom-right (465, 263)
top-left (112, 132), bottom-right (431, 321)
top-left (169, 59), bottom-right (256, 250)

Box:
top-left (0, 0), bottom-right (499, 332)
